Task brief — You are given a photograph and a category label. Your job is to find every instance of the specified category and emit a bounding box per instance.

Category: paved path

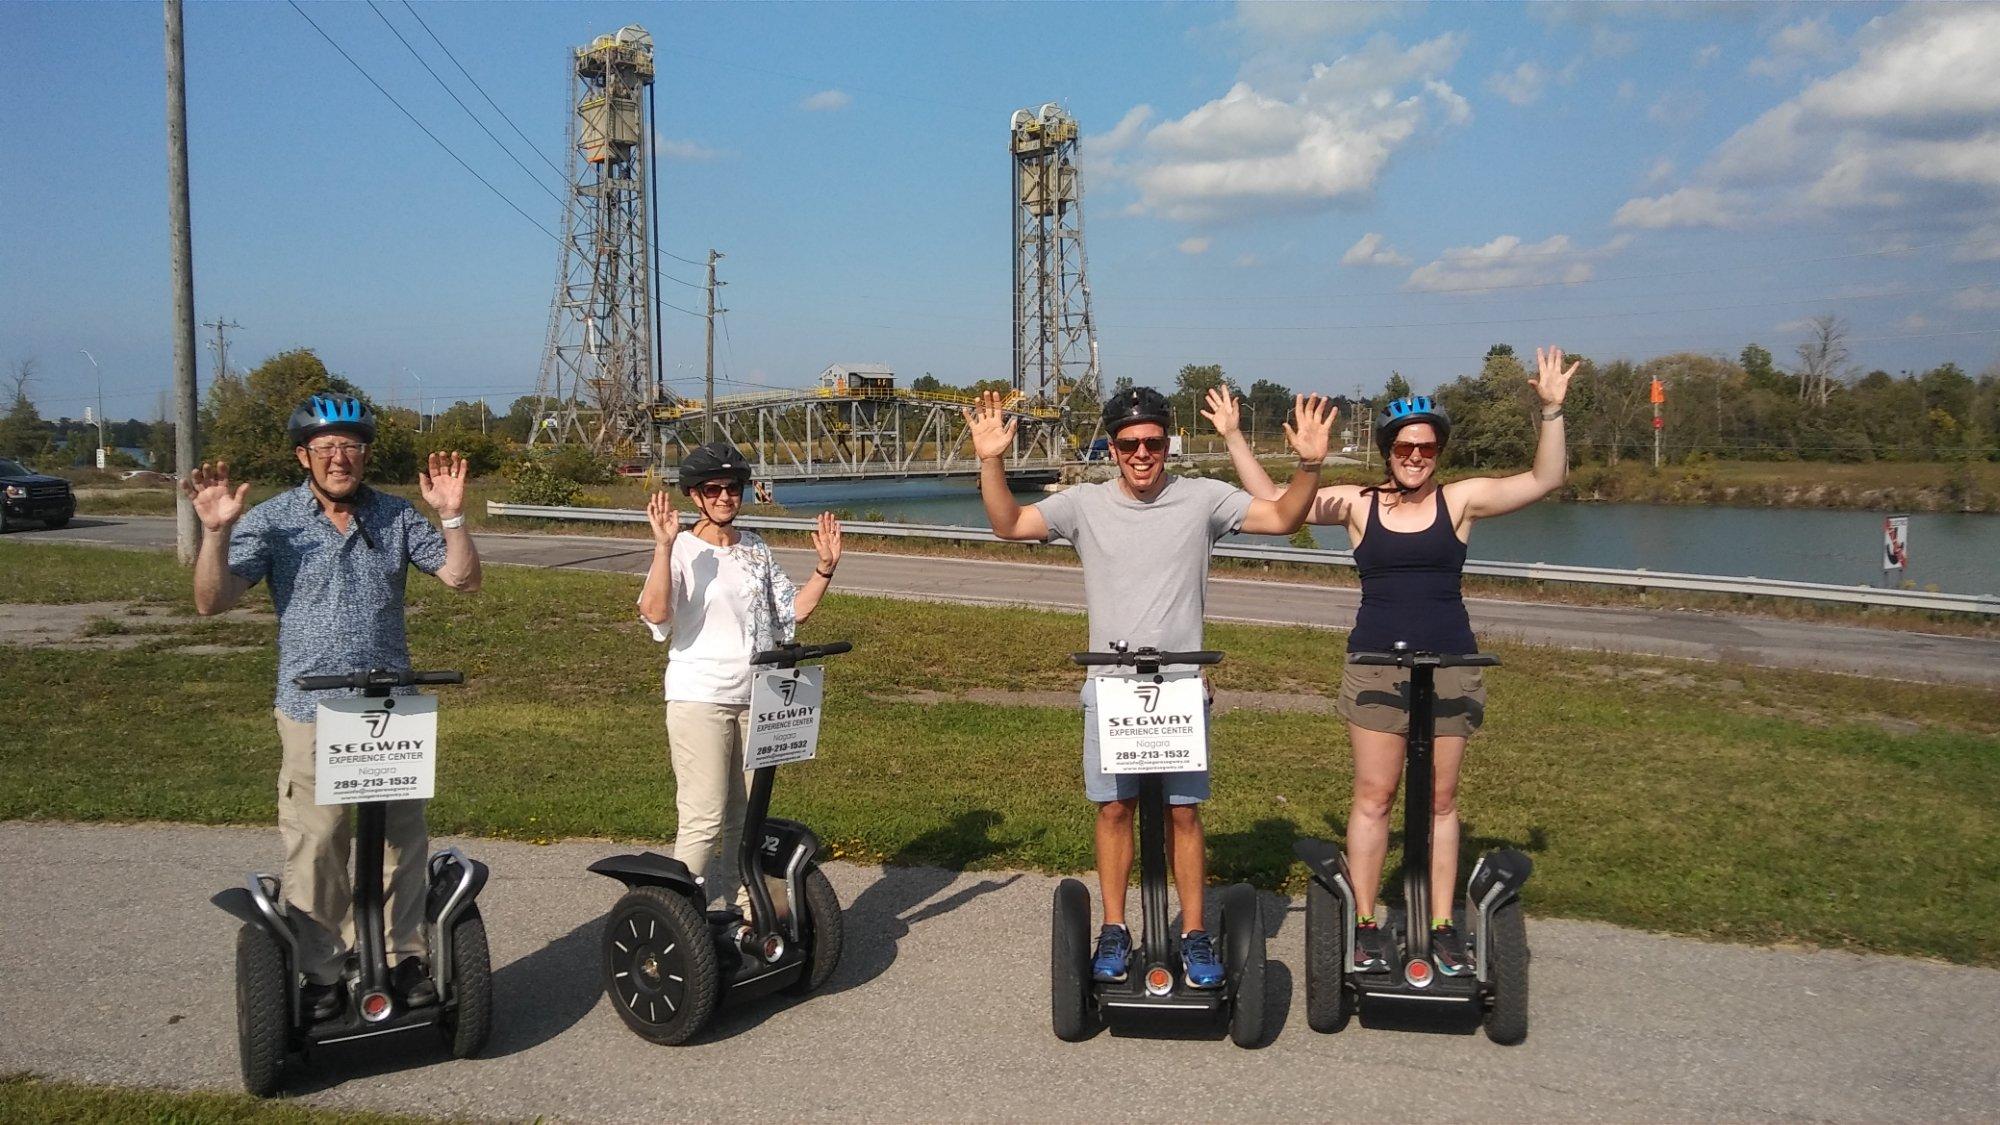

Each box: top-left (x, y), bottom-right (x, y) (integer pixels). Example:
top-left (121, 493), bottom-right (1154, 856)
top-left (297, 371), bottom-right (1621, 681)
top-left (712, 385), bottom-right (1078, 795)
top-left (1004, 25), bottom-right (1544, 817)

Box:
top-left (0, 821), bottom-right (1994, 1122)
top-left (21, 516), bottom-right (2000, 686)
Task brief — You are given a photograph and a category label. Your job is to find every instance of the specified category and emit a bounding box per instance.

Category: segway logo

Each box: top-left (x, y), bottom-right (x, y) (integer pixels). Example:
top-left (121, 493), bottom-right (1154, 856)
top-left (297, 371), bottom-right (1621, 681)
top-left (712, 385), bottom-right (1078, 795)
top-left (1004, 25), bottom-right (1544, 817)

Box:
top-left (777, 677), bottom-right (799, 706)
top-left (362, 710), bottom-right (393, 738)
top-left (1134, 683), bottom-right (1161, 713)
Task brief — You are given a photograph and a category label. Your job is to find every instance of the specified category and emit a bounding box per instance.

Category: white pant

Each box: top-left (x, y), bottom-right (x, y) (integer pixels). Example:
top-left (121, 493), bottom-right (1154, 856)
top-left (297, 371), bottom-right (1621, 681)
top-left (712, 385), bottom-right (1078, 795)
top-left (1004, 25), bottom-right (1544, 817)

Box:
top-left (666, 701), bottom-right (754, 913)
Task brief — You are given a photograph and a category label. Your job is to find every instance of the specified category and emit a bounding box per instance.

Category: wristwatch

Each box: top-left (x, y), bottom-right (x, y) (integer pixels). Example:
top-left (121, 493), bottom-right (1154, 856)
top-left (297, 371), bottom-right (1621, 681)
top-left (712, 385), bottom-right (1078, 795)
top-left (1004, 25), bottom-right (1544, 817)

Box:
top-left (1540, 406), bottom-right (1564, 421)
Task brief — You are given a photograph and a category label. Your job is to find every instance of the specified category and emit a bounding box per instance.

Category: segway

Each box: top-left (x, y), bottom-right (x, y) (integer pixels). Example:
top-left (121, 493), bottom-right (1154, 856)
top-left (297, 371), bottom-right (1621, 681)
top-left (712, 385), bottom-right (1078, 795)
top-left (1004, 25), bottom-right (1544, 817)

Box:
top-left (589, 641), bottom-right (850, 1044)
top-left (1294, 645), bottom-right (1532, 1044)
top-left (1052, 645), bottom-right (1268, 1048)
top-left (212, 669), bottom-right (493, 1096)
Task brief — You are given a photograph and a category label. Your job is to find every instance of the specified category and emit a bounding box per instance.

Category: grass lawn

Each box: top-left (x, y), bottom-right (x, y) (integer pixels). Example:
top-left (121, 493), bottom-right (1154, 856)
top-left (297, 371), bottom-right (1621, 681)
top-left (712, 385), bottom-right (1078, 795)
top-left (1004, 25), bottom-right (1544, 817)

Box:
top-left (0, 1072), bottom-right (431, 1124)
top-left (3, 540), bottom-right (1997, 966)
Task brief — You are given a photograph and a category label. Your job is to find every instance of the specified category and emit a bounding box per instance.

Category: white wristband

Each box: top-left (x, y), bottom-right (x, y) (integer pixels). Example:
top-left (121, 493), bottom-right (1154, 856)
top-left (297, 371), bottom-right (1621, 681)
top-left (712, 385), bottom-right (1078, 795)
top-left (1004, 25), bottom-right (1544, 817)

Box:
top-left (441, 515), bottom-right (466, 530)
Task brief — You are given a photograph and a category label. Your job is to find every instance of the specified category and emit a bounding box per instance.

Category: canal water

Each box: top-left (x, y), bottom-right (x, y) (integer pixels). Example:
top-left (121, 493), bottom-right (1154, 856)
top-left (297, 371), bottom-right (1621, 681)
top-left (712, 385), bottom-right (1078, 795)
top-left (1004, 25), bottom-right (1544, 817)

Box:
top-left (772, 479), bottom-right (1998, 595)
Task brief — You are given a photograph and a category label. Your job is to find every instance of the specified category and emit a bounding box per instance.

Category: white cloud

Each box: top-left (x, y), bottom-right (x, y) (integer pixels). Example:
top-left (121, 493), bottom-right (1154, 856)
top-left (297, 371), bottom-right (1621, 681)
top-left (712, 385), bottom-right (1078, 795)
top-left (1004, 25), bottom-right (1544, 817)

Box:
top-left (1613, 187), bottom-right (1749, 230)
top-left (1643, 156), bottom-right (1676, 186)
top-left (1179, 237), bottom-right (1212, 255)
top-left (1746, 16), bottom-right (1842, 79)
top-left (1693, 43), bottom-right (1721, 68)
top-left (800, 89), bottom-right (852, 112)
top-left (653, 133), bottom-right (721, 161)
top-left (1098, 106), bottom-right (1154, 153)
top-left (1590, 25), bottom-right (1639, 58)
top-left (1404, 234), bottom-right (1615, 293)
top-left (1950, 286), bottom-right (2000, 312)
top-left (1340, 231), bottom-right (1410, 267)
top-left (1487, 62), bottom-right (1549, 106)
top-left (1121, 33), bottom-right (1471, 221)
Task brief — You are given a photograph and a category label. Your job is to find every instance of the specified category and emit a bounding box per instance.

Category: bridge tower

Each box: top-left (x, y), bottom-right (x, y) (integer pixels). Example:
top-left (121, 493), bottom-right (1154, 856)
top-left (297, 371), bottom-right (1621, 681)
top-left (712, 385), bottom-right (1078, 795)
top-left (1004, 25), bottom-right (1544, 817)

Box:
top-left (1010, 104), bottom-right (1101, 419)
top-left (532, 25), bottom-right (659, 455)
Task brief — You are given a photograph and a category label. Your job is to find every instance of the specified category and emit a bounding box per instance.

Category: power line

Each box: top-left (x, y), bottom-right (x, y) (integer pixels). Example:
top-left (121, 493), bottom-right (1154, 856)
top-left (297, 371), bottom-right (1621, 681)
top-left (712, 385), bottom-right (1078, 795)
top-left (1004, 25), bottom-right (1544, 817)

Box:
top-left (364, 0), bottom-right (567, 210)
top-left (397, 0), bottom-right (568, 181)
top-left (287, 1), bottom-right (560, 243)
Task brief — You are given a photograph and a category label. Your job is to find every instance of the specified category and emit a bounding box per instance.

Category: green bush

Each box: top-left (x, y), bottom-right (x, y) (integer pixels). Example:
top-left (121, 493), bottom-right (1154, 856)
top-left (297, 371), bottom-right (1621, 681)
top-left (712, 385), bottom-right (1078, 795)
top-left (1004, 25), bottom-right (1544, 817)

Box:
top-left (507, 458), bottom-right (583, 506)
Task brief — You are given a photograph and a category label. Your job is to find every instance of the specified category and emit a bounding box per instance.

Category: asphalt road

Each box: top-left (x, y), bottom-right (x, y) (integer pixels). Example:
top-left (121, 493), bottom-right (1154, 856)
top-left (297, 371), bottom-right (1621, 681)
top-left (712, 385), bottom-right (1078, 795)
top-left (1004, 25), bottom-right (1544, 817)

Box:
top-left (21, 516), bottom-right (2000, 686)
top-left (2, 821), bottom-right (1994, 1122)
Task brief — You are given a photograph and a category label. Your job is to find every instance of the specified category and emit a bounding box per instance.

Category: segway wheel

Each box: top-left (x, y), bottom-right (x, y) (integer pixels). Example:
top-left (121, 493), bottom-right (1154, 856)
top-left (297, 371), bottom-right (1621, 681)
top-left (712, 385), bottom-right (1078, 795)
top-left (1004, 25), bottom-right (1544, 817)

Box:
top-left (234, 922), bottom-right (290, 1097)
top-left (439, 907), bottom-right (493, 1058)
top-left (1303, 877), bottom-right (1353, 1033)
top-left (1481, 898), bottom-right (1530, 1045)
top-left (604, 885), bottom-right (719, 1045)
top-left (1050, 878), bottom-right (1096, 1042)
top-left (1220, 884), bottom-right (1268, 1049)
top-left (784, 865), bottom-right (844, 996)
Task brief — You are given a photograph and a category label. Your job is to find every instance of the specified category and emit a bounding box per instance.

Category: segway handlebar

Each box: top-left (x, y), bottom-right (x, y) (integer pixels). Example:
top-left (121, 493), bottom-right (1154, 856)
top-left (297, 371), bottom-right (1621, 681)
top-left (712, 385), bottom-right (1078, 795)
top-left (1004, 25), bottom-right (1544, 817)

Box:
top-left (1071, 648), bottom-right (1223, 668)
top-left (1348, 650), bottom-right (1500, 669)
top-left (751, 641), bottom-right (853, 667)
top-left (293, 669), bottom-right (465, 691)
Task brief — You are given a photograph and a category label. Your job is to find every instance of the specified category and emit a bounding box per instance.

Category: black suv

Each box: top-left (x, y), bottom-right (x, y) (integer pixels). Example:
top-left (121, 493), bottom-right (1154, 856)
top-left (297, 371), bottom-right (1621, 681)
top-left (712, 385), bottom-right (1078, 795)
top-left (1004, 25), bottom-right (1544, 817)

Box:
top-left (0, 459), bottom-right (76, 532)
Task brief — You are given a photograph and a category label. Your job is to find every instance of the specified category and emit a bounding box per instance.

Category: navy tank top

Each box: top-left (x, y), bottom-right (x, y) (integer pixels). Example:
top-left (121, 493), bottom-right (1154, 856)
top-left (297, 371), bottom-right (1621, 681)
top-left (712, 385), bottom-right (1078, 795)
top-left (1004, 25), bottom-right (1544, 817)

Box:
top-left (1346, 488), bottom-right (1478, 655)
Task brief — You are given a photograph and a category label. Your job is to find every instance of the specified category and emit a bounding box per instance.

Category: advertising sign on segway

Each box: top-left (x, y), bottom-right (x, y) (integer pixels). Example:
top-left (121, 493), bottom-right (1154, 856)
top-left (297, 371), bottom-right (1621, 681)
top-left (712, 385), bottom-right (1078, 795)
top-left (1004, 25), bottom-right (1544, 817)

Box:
top-left (313, 695), bottom-right (437, 805)
top-left (1092, 670), bottom-right (1206, 774)
top-left (746, 664), bottom-right (825, 769)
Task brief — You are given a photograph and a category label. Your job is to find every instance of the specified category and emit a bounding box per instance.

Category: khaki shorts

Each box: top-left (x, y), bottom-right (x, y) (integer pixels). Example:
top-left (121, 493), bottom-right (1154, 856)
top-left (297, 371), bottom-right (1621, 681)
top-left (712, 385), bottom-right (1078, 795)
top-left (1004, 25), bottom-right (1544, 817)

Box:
top-left (1336, 658), bottom-right (1487, 738)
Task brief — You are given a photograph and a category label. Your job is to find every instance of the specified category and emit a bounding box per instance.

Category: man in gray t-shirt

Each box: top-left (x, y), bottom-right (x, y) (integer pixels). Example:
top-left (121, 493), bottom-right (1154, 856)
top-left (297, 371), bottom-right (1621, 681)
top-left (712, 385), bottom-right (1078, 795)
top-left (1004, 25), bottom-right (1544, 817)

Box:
top-left (967, 385), bottom-right (1333, 990)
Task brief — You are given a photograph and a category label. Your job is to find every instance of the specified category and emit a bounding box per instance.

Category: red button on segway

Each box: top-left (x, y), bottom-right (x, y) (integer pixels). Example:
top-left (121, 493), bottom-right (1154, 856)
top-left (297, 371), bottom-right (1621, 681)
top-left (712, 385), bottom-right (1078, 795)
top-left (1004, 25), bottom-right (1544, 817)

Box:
top-left (1404, 959), bottom-right (1432, 988)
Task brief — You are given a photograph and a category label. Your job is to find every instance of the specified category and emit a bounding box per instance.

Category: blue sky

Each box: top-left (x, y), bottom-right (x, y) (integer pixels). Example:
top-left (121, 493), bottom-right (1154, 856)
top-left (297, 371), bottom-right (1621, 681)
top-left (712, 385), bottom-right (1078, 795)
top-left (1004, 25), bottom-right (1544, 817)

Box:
top-left (4, 1), bottom-right (1998, 422)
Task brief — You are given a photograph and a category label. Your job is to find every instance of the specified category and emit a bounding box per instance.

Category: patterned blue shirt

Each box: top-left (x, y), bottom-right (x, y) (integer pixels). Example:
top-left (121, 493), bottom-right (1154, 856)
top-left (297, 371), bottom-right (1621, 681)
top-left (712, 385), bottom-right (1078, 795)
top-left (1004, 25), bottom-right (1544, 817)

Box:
top-left (228, 483), bottom-right (449, 721)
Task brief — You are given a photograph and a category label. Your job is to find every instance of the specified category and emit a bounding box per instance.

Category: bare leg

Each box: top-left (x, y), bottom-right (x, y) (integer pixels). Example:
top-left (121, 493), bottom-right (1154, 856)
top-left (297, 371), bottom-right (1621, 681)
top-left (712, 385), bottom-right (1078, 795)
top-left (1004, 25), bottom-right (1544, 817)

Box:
top-left (1095, 798), bottom-right (1137, 926)
top-left (1347, 723), bottom-right (1407, 919)
top-left (1429, 736), bottom-right (1468, 924)
top-left (1166, 803), bottom-right (1206, 931)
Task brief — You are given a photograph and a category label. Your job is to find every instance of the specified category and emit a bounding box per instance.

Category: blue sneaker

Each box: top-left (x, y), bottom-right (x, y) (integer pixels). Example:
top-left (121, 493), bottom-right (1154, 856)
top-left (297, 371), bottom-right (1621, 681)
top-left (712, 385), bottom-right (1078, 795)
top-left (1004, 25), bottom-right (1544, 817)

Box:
top-left (1181, 929), bottom-right (1225, 989)
top-left (1091, 924), bottom-right (1131, 983)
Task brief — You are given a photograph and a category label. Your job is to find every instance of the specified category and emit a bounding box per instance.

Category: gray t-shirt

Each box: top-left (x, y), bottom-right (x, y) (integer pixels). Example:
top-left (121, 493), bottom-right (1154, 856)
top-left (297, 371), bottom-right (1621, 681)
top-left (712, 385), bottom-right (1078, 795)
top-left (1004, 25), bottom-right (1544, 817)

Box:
top-left (1034, 475), bottom-right (1253, 671)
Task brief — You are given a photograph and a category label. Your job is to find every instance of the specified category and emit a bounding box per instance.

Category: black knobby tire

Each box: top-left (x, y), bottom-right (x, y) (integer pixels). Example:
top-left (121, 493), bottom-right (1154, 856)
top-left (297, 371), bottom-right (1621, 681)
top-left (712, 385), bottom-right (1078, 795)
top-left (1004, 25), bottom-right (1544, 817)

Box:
top-left (1050, 878), bottom-right (1096, 1042)
top-left (1221, 884), bottom-right (1268, 1049)
top-left (1482, 898), bottom-right (1530, 1045)
top-left (1304, 877), bottom-right (1353, 1034)
top-left (439, 908), bottom-right (493, 1058)
top-left (234, 923), bottom-right (290, 1097)
top-left (604, 885), bottom-right (719, 1045)
top-left (784, 865), bottom-right (844, 996)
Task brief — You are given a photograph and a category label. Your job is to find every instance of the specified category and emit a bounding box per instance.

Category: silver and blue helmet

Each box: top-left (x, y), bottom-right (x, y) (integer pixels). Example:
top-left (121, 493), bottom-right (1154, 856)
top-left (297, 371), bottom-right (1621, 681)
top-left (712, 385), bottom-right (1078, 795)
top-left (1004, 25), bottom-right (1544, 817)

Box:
top-left (287, 393), bottom-right (376, 447)
top-left (1376, 395), bottom-right (1450, 459)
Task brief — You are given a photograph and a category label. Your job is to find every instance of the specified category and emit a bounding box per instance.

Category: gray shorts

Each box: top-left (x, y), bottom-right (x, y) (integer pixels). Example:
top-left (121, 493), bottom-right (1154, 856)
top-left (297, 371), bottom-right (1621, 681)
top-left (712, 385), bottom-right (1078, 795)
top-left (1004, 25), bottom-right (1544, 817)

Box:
top-left (1081, 679), bottom-right (1210, 805)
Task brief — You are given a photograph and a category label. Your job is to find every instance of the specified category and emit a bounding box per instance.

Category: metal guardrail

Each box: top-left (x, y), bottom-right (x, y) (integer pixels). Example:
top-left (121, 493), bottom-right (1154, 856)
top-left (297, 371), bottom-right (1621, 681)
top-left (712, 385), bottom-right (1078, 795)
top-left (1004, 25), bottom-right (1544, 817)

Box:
top-left (486, 501), bottom-right (2000, 615)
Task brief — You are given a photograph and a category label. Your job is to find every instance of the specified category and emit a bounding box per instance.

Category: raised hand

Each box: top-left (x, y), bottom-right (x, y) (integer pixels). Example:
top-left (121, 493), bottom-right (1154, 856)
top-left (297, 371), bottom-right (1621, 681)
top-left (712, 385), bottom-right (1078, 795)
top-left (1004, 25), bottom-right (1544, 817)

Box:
top-left (180, 460), bottom-right (250, 532)
top-left (961, 390), bottom-right (1019, 462)
top-left (1533, 346), bottom-right (1579, 406)
top-left (1282, 394), bottom-right (1336, 465)
top-left (646, 489), bottom-right (680, 548)
top-left (418, 451), bottom-right (469, 519)
top-left (812, 511), bottom-right (842, 573)
top-left (1200, 386), bottom-right (1242, 437)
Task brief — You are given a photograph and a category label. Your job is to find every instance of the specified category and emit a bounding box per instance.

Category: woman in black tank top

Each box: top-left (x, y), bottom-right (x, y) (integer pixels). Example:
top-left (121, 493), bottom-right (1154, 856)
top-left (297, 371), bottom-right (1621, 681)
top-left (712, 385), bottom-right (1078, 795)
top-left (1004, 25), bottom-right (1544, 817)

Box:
top-left (1207, 347), bottom-right (1577, 976)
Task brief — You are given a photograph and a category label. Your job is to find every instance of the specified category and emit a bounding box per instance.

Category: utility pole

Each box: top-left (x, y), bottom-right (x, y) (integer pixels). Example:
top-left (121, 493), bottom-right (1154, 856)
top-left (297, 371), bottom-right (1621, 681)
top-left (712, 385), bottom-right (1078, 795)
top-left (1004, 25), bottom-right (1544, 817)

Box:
top-left (79, 350), bottom-right (106, 465)
top-left (1651, 375), bottom-right (1665, 470)
top-left (165, 0), bottom-right (199, 565)
top-left (202, 316), bottom-right (242, 383)
top-left (704, 249), bottom-right (725, 442)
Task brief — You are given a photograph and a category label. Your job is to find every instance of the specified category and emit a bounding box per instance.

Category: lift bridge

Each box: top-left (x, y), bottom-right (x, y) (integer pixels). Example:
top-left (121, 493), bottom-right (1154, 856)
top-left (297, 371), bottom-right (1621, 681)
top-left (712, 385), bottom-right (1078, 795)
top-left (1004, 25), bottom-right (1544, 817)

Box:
top-left (650, 366), bottom-right (1078, 484)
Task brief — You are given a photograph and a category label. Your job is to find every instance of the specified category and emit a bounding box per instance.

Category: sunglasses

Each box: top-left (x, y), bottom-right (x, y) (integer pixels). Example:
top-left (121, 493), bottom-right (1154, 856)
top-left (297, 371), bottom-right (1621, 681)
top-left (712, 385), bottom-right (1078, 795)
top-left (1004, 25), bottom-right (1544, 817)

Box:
top-left (1392, 440), bottom-right (1440, 460)
top-left (695, 481), bottom-right (744, 499)
top-left (1113, 436), bottom-right (1168, 455)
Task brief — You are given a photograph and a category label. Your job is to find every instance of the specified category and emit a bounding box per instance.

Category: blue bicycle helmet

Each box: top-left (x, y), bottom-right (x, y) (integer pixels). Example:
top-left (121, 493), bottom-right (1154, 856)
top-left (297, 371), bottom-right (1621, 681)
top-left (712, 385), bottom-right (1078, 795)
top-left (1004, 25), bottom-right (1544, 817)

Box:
top-left (1376, 395), bottom-right (1450, 460)
top-left (287, 393), bottom-right (376, 446)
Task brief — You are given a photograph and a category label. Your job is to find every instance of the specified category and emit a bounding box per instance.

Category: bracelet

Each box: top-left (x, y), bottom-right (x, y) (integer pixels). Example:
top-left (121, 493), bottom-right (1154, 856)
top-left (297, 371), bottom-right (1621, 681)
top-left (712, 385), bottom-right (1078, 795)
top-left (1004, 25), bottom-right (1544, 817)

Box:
top-left (815, 566), bottom-right (836, 579)
top-left (440, 514), bottom-right (466, 530)
top-left (1540, 406), bottom-right (1564, 421)
top-left (1297, 461), bottom-right (1325, 472)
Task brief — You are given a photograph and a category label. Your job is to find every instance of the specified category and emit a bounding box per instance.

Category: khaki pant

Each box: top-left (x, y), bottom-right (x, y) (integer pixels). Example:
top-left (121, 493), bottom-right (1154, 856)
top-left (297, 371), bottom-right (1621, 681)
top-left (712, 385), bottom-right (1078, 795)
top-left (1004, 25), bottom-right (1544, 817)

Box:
top-left (275, 710), bottom-right (430, 985)
top-left (666, 701), bottom-right (754, 913)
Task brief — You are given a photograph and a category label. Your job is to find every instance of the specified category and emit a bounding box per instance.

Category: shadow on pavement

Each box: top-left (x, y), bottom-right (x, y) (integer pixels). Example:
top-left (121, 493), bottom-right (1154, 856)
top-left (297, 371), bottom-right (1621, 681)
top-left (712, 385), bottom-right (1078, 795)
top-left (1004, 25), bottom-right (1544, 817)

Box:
top-left (483, 915), bottom-right (604, 1059)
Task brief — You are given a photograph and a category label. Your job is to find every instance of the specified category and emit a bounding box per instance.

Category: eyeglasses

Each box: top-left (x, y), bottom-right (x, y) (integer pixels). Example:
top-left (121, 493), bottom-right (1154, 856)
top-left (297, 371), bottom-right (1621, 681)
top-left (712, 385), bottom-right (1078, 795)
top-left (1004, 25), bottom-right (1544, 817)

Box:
top-left (696, 481), bottom-right (744, 499)
top-left (1112, 436), bottom-right (1168, 455)
top-left (1391, 440), bottom-right (1440, 460)
top-left (305, 441), bottom-right (369, 458)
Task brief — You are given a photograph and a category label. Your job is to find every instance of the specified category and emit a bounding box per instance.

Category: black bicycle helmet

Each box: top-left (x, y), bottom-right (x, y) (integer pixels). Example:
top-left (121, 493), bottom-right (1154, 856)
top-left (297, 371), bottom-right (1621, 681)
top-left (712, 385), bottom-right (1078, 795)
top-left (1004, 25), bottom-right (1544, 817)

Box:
top-left (1101, 386), bottom-right (1172, 435)
top-left (677, 441), bottom-right (754, 491)
top-left (1375, 395), bottom-right (1451, 460)
top-left (288, 393), bottom-right (376, 446)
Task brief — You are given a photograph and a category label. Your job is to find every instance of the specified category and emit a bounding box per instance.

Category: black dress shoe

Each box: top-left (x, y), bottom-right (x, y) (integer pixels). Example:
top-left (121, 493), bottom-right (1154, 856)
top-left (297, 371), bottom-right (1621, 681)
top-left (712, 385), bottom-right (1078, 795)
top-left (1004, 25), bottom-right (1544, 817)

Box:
top-left (303, 980), bottom-right (345, 1022)
top-left (391, 957), bottom-right (438, 1007)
